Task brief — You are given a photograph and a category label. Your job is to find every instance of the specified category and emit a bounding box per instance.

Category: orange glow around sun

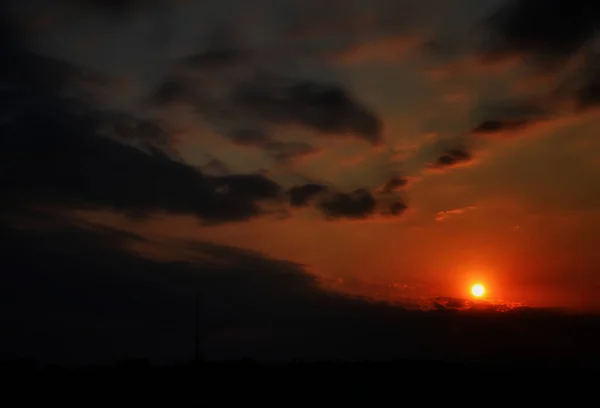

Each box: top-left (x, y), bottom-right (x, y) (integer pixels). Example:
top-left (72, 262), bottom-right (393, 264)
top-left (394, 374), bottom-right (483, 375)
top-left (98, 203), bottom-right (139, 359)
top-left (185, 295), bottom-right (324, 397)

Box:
top-left (471, 284), bottom-right (485, 297)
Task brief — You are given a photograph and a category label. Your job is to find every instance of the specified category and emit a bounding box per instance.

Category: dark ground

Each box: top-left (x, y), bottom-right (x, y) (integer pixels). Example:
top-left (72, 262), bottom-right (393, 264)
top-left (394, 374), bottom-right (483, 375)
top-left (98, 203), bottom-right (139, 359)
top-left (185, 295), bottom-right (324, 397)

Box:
top-left (3, 357), bottom-right (599, 404)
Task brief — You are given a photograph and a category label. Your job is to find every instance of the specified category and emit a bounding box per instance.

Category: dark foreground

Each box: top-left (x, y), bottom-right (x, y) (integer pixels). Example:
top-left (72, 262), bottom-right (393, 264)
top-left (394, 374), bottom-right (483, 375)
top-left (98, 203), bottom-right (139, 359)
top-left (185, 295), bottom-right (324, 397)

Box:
top-left (3, 358), bottom-right (599, 404)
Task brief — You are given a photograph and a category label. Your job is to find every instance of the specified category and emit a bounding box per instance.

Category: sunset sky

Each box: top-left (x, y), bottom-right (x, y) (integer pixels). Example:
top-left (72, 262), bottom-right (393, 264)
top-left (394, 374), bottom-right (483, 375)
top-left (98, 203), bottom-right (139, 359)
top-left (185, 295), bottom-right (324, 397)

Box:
top-left (3, 0), bottom-right (600, 363)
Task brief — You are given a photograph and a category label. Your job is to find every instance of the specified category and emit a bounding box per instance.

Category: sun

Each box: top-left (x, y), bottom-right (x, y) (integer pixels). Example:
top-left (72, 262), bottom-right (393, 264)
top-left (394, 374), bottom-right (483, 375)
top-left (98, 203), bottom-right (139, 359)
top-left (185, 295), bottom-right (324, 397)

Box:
top-left (471, 284), bottom-right (485, 297)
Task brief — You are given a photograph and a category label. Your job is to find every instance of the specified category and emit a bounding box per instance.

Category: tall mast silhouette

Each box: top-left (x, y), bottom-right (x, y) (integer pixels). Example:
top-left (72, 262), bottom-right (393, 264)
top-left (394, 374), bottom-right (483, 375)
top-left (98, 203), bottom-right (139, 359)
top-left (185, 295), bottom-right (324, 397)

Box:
top-left (194, 291), bottom-right (201, 366)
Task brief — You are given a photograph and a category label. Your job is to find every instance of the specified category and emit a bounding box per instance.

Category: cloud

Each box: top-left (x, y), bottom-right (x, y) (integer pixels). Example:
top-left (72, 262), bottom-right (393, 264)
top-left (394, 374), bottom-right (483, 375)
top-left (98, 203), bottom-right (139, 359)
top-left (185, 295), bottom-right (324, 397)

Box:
top-left (229, 129), bottom-right (320, 164)
top-left (209, 174), bottom-right (281, 200)
top-left (185, 48), bottom-right (249, 70)
top-left (318, 189), bottom-right (377, 219)
top-left (575, 71), bottom-right (600, 110)
top-left (435, 206), bottom-right (477, 222)
top-left (329, 34), bottom-right (421, 64)
top-left (231, 74), bottom-right (383, 144)
top-left (200, 159), bottom-right (231, 176)
top-left (470, 103), bottom-right (550, 136)
top-left (151, 76), bottom-right (196, 106)
top-left (2, 120), bottom-right (282, 223)
top-left (265, 141), bottom-right (320, 164)
top-left (432, 297), bottom-right (469, 310)
top-left (468, 67), bottom-right (600, 138)
top-left (0, 17), bottom-right (284, 224)
top-left (470, 98), bottom-right (551, 133)
top-left (467, 2), bottom-right (600, 133)
top-left (429, 148), bottom-right (473, 170)
top-left (288, 184), bottom-right (329, 207)
top-left (404, 133), bottom-right (478, 175)
top-left (2, 13), bottom-right (396, 226)
top-left (386, 201), bottom-right (408, 216)
top-left (424, 2), bottom-right (600, 144)
top-left (472, 118), bottom-right (535, 135)
top-left (381, 176), bottom-right (408, 194)
top-left (483, 0), bottom-right (600, 66)
top-left (111, 116), bottom-right (173, 151)
top-left (153, 46), bottom-right (384, 146)
top-left (423, 54), bottom-right (520, 82)
top-left (2, 13), bottom-right (392, 226)
top-left (288, 183), bottom-right (409, 220)
top-left (229, 128), bottom-right (271, 146)
top-left (59, 0), bottom-right (164, 18)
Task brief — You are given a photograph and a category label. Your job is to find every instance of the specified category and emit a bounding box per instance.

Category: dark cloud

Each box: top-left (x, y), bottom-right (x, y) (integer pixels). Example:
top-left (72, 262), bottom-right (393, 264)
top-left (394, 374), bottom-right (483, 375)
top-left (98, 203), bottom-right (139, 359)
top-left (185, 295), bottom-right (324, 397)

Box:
top-left (288, 184), bottom-right (329, 207)
top-left (151, 76), bottom-right (196, 106)
top-left (0, 216), bottom-right (330, 364)
top-left (229, 128), bottom-right (272, 146)
top-left (200, 159), bottom-right (231, 176)
top-left (433, 297), bottom-right (469, 310)
top-left (472, 119), bottom-right (532, 135)
top-left (185, 24), bottom-right (249, 68)
top-left (153, 63), bottom-right (383, 146)
top-left (430, 148), bottom-right (472, 169)
top-left (412, 136), bottom-right (475, 174)
top-left (208, 174), bottom-right (281, 200)
top-left (185, 49), bottom-right (249, 70)
top-left (112, 116), bottom-right (172, 151)
top-left (471, 101), bottom-right (549, 130)
top-left (574, 53), bottom-right (600, 100)
top-left (290, 184), bottom-right (408, 219)
top-left (229, 129), bottom-right (319, 164)
top-left (386, 201), bottom-right (408, 216)
top-left (382, 176), bottom-right (408, 194)
top-left (61, 0), bottom-right (164, 18)
top-left (2, 116), bottom-right (281, 223)
top-left (576, 76), bottom-right (600, 110)
top-left (318, 189), bottom-right (377, 219)
top-left (154, 63), bottom-right (378, 159)
top-left (465, 57), bottom-right (600, 138)
top-left (232, 74), bottom-right (382, 144)
top-left (469, 79), bottom-right (600, 137)
top-left (283, 0), bottom-right (417, 64)
top-left (264, 141), bottom-right (320, 164)
top-left (0, 16), bottom-right (283, 224)
top-left (466, 1), bottom-right (600, 135)
top-left (484, 0), bottom-right (600, 66)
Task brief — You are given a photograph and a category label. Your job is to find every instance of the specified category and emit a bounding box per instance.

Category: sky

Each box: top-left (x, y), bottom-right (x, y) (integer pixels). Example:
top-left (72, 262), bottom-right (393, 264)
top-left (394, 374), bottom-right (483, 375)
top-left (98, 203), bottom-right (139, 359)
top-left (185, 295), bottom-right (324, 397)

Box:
top-left (2, 0), bottom-right (600, 364)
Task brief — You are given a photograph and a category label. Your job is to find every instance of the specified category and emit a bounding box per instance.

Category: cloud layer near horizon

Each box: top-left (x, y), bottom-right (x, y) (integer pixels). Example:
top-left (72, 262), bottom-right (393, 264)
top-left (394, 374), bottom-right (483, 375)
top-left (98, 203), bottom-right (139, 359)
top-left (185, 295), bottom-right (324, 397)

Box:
top-left (2, 211), bottom-right (597, 365)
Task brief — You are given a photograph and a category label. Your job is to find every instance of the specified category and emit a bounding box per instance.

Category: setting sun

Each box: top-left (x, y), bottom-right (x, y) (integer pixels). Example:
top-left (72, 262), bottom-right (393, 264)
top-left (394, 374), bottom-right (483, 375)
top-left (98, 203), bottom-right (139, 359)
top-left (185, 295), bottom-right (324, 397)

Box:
top-left (471, 284), bottom-right (485, 297)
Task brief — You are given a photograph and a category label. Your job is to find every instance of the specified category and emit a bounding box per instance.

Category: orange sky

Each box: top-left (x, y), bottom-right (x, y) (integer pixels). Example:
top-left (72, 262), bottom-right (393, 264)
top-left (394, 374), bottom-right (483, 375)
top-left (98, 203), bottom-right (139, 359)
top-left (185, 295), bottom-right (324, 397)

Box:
top-left (4, 0), bottom-right (600, 312)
